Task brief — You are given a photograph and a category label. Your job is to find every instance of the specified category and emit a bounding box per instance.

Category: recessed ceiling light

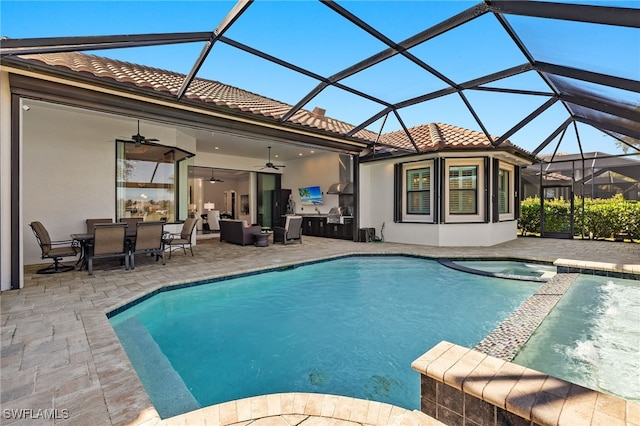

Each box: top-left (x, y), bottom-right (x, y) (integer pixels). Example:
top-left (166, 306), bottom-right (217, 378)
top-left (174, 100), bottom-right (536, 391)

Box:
top-left (214, 146), bottom-right (220, 150)
top-left (299, 153), bottom-right (303, 156)
top-left (310, 150), bottom-right (315, 153)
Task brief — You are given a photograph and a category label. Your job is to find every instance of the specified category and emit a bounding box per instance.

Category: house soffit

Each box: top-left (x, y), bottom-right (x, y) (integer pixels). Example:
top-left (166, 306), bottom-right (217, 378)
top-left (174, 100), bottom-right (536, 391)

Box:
top-left (4, 60), bottom-right (369, 155)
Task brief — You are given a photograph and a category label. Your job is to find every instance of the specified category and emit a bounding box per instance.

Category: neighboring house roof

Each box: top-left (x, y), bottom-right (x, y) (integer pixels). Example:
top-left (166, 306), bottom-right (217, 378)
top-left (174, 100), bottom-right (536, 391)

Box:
top-left (525, 151), bottom-right (640, 182)
top-left (538, 152), bottom-right (640, 169)
top-left (14, 51), bottom-right (534, 161)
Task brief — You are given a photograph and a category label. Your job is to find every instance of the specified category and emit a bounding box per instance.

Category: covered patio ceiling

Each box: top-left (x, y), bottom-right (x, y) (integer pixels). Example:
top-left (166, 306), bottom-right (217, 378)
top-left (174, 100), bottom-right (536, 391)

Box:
top-left (1, 0), bottom-right (639, 163)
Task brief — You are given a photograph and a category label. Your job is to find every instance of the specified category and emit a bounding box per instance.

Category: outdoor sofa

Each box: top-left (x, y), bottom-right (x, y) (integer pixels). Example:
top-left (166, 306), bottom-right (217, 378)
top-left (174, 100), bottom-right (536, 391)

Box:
top-left (219, 220), bottom-right (262, 246)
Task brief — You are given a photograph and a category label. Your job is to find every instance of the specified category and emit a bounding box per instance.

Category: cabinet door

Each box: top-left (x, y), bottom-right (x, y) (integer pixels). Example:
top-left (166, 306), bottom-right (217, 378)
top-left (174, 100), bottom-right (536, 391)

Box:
top-left (342, 218), bottom-right (354, 240)
top-left (316, 218), bottom-right (327, 237)
top-left (303, 217), bottom-right (314, 235)
top-left (326, 223), bottom-right (339, 238)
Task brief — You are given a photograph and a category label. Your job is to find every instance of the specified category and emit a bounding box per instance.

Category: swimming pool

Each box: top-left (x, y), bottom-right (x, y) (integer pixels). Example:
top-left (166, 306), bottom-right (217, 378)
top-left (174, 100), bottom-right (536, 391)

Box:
top-left (513, 274), bottom-right (640, 402)
top-left (109, 255), bottom-right (541, 418)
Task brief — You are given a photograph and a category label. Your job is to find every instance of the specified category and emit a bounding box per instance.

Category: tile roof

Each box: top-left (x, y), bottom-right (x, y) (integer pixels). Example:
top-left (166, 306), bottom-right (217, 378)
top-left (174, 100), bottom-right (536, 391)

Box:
top-left (20, 52), bottom-right (378, 142)
top-left (17, 52), bottom-right (532, 158)
top-left (377, 122), bottom-right (527, 154)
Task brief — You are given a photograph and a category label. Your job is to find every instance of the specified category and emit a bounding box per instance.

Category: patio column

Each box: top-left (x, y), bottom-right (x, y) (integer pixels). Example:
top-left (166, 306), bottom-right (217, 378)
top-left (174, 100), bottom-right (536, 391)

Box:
top-left (0, 72), bottom-right (21, 290)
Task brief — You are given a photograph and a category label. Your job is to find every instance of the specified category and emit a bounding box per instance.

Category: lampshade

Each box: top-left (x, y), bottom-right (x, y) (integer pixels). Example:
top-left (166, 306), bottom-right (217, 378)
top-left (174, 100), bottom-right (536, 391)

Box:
top-left (204, 202), bottom-right (215, 210)
top-left (188, 204), bottom-right (197, 210)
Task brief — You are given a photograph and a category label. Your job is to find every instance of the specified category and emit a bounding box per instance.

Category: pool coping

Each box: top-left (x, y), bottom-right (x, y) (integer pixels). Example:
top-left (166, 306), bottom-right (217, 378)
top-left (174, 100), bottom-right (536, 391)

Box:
top-left (159, 392), bottom-right (445, 425)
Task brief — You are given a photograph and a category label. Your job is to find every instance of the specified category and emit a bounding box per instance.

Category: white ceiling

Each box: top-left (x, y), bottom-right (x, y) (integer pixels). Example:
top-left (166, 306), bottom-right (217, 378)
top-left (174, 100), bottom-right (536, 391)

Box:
top-left (26, 99), bottom-right (328, 180)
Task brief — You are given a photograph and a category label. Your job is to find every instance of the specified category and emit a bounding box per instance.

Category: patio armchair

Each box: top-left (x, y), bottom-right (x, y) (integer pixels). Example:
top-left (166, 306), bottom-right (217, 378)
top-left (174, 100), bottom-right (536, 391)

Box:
top-left (273, 215), bottom-right (303, 245)
top-left (86, 223), bottom-right (129, 275)
top-left (130, 221), bottom-right (166, 269)
top-left (164, 218), bottom-right (198, 258)
top-left (29, 221), bottom-right (80, 274)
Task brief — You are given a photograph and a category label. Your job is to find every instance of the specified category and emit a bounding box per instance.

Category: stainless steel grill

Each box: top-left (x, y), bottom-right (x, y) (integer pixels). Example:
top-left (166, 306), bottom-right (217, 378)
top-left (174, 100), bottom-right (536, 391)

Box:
top-left (328, 206), bottom-right (352, 224)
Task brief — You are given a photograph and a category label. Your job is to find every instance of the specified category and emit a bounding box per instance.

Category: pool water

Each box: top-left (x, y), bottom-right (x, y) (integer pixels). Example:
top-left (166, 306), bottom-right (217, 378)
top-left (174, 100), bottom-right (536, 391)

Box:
top-left (453, 260), bottom-right (556, 278)
top-left (110, 256), bottom-right (540, 418)
top-left (513, 275), bottom-right (640, 402)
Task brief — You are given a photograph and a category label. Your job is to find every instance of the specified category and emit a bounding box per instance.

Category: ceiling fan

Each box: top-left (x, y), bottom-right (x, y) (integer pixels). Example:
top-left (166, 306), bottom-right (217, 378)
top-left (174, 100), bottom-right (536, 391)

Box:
top-left (116, 120), bottom-right (159, 147)
top-left (256, 146), bottom-right (286, 170)
top-left (209, 169), bottom-right (224, 183)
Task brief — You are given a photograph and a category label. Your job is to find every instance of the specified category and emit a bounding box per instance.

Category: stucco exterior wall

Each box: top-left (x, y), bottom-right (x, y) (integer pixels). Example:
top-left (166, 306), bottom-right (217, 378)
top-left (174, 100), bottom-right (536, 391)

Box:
top-left (359, 153), bottom-right (522, 247)
top-left (21, 104), bottom-right (122, 265)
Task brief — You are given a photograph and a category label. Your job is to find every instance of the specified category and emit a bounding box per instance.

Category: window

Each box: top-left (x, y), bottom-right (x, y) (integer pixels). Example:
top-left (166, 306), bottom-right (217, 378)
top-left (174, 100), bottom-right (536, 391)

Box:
top-left (449, 165), bottom-right (478, 214)
top-left (407, 168), bottom-right (431, 214)
top-left (498, 162), bottom-right (515, 220)
top-left (444, 158), bottom-right (484, 222)
top-left (498, 168), bottom-right (509, 214)
top-left (401, 160), bottom-right (434, 222)
top-left (116, 141), bottom-right (193, 222)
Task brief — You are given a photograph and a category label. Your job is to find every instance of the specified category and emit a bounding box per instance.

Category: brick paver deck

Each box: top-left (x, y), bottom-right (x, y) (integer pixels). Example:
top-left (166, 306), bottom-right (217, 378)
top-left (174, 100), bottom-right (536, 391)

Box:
top-left (1, 236), bottom-right (638, 425)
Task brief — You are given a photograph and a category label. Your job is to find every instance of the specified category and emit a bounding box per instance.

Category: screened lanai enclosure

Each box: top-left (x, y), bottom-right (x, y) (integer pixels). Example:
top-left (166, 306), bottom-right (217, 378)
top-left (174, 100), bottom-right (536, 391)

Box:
top-left (2, 0), bottom-right (638, 158)
top-left (1, 0), bottom-right (639, 257)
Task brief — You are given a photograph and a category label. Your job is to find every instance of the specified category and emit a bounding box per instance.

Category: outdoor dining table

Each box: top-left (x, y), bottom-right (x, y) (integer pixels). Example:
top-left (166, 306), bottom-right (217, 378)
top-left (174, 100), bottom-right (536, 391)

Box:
top-left (71, 230), bottom-right (137, 271)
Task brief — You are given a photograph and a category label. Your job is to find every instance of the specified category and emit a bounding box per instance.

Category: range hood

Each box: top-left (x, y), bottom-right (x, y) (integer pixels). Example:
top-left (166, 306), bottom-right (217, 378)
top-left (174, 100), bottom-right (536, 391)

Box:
top-left (327, 182), bottom-right (353, 194)
top-left (327, 154), bottom-right (354, 194)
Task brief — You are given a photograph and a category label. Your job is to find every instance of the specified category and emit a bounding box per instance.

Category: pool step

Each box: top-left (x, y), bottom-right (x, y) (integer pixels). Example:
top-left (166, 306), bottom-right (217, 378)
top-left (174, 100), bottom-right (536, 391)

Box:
top-left (114, 316), bottom-right (201, 418)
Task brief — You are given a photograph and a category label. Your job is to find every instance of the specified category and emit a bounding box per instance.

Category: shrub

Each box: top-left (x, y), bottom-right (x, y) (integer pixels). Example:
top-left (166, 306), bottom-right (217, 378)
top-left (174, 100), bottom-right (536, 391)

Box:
top-left (518, 195), bottom-right (639, 242)
top-left (518, 197), bottom-right (540, 235)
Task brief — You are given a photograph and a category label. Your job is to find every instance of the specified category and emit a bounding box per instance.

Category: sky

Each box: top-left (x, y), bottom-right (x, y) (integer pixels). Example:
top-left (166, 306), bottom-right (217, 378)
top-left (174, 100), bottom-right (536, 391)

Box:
top-left (1, 0), bottom-right (639, 156)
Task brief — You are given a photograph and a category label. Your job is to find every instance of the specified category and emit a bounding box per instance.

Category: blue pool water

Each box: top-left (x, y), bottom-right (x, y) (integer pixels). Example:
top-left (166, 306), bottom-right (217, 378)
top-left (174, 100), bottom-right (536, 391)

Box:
top-left (110, 256), bottom-right (541, 418)
top-left (453, 260), bottom-right (556, 279)
top-left (513, 275), bottom-right (640, 402)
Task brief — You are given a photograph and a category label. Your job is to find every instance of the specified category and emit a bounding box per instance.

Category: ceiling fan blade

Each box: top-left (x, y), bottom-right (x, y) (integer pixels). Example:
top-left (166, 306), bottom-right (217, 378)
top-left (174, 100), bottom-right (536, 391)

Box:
top-left (145, 138), bottom-right (159, 142)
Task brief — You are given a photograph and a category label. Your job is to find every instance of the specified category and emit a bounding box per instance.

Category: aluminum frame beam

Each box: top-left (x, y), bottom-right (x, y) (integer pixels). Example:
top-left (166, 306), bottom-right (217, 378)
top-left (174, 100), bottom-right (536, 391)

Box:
top-left (176, 0), bottom-right (253, 99)
top-left (493, 97), bottom-right (559, 146)
top-left (487, 0), bottom-right (640, 28)
top-left (0, 32), bottom-right (212, 56)
top-left (532, 118), bottom-right (573, 155)
top-left (281, 1), bottom-right (489, 131)
top-left (536, 62), bottom-right (640, 94)
top-left (577, 117), bottom-right (640, 141)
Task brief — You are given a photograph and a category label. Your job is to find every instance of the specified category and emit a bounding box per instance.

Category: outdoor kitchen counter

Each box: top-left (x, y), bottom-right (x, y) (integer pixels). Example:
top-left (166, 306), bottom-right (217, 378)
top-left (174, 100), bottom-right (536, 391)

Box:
top-left (301, 215), bottom-right (354, 240)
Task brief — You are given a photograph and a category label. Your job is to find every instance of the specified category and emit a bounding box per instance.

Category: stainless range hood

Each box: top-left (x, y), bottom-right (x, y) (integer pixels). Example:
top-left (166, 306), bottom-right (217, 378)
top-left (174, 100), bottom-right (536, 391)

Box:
top-left (327, 154), bottom-right (354, 194)
top-left (326, 182), bottom-right (353, 194)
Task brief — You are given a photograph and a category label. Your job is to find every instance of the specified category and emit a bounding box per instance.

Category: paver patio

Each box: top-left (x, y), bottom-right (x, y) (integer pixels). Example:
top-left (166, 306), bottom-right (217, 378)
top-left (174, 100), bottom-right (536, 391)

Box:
top-left (1, 236), bottom-right (638, 425)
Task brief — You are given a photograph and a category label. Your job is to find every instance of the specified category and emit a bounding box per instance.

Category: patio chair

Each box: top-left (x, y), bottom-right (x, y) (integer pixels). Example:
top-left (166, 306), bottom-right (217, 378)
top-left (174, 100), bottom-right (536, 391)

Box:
top-left (86, 218), bottom-right (113, 233)
top-left (87, 223), bottom-right (129, 275)
top-left (130, 221), bottom-right (166, 269)
top-left (273, 215), bottom-right (303, 245)
top-left (119, 217), bottom-right (144, 228)
top-left (164, 218), bottom-right (198, 258)
top-left (29, 221), bottom-right (80, 274)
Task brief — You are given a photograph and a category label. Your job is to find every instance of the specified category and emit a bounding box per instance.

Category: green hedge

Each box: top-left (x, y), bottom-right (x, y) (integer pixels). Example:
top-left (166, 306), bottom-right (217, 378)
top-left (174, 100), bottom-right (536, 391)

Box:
top-left (518, 195), bottom-right (640, 241)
